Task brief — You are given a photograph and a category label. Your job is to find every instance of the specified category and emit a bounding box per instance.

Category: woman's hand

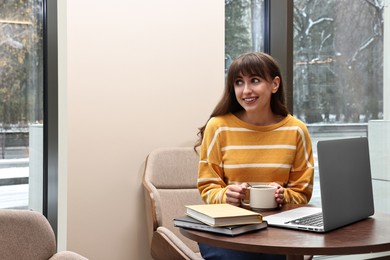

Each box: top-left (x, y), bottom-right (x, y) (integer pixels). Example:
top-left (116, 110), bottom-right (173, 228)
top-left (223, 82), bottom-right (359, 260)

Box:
top-left (225, 183), bottom-right (249, 206)
top-left (269, 182), bottom-right (284, 207)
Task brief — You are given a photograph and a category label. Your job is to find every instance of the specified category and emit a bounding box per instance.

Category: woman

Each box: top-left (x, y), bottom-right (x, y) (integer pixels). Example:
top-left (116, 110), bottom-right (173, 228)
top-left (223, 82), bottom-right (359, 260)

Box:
top-left (194, 52), bottom-right (314, 259)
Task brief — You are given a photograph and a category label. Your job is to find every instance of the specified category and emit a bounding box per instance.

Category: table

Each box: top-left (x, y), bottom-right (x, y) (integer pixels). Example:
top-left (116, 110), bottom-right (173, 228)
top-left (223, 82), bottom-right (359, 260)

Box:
top-left (180, 204), bottom-right (390, 260)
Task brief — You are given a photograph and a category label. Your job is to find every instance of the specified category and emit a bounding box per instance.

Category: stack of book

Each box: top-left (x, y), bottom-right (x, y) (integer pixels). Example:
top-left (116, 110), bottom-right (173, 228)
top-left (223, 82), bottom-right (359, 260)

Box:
top-left (174, 203), bottom-right (267, 236)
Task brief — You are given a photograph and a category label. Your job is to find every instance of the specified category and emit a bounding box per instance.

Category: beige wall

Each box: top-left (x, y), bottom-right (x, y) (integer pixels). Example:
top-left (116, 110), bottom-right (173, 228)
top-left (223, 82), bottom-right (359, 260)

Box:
top-left (58, 1), bottom-right (224, 259)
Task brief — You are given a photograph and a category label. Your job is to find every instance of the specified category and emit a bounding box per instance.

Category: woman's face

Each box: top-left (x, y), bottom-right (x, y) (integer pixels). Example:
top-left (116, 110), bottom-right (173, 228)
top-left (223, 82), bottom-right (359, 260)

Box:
top-left (233, 73), bottom-right (280, 115)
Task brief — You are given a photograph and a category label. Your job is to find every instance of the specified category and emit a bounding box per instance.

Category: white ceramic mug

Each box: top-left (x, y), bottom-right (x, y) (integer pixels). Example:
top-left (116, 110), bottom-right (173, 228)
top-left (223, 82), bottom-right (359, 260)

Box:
top-left (241, 184), bottom-right (277, 210)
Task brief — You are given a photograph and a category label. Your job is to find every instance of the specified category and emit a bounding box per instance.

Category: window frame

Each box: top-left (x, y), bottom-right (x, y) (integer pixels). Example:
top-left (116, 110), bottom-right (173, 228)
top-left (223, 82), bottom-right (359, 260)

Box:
top-left (267, 0), bottom-right (294, 114)
top-left (43, 0), bottom-right (59, 236)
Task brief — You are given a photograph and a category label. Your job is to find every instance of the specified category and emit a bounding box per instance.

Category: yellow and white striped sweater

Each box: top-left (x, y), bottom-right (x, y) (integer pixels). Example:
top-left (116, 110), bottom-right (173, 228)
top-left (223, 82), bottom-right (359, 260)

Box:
top-left (198, 113), bottom-right (314, 205)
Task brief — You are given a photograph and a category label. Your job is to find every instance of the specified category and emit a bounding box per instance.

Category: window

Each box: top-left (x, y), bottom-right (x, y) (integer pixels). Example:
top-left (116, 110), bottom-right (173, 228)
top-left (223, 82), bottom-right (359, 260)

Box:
top-left (0, 1), bottom-right (44, 210)
top-left (293, 0), bottom-right (383, 124)
top-left (225, 0), bottom-right (265, 71)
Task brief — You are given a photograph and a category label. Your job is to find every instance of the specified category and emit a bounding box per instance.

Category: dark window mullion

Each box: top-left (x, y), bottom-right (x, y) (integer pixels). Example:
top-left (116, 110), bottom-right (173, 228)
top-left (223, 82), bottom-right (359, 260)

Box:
top-left (268, 0), bottom-right (293, 113)
top-left (43, 0), bottom-right (58, 238)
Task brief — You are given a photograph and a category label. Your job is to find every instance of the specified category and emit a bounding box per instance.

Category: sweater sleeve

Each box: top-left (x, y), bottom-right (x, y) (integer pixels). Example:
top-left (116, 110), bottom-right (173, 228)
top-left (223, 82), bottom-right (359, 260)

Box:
top-left (197, 119), bottom-right (228, 204)
top-left (283, 124), bottom-right (314, 204)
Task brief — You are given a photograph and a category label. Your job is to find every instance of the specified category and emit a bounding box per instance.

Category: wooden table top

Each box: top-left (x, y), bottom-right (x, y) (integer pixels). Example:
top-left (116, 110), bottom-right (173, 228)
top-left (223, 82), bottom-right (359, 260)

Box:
top-left (179, 204), bottom-right (390, 258)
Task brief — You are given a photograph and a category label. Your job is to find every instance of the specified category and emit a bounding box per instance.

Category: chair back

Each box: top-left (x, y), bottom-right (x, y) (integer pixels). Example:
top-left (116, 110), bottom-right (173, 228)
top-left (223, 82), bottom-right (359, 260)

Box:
top-left (143, 147), bottom-right (204, 254)
top-left (0, 209), bottom-right (56, 260)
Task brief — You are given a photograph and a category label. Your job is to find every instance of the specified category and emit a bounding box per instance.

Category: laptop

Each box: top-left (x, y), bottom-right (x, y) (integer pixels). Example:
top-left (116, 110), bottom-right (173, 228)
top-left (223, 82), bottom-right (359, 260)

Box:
top-left (263, 137), bottom-right (375, 232)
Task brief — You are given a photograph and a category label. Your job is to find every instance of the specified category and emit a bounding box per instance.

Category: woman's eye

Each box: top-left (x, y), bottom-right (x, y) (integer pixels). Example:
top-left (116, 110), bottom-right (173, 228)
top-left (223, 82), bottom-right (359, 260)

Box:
top-left (235, 79), bottom-right (243, 86)
top-left (252, 78), bottom-right (260, 83)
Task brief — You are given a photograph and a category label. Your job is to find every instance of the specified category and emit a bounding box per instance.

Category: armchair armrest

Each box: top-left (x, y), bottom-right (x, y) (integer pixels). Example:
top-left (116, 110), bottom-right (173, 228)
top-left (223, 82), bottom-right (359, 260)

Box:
top-left (49, 251), bottom-right (88, 260)
top-left (151, 227), bottom-right (203, 260)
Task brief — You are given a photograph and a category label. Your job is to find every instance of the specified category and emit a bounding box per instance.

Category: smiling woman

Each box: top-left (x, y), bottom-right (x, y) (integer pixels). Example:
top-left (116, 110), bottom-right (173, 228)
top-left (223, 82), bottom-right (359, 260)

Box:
top-left (233, 74), bottom-right (280, 126)
top-left (194, 52), bottom-right (314, 259)
top-left (223, 52), bottom-right (289, 126)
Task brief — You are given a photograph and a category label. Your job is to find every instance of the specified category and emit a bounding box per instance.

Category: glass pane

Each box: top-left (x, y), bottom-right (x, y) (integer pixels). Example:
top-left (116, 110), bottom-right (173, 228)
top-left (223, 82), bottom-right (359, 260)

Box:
top-left (293, 0), bottom-right (384, 206)
top-left (0, 0), bottom-right (43, 210)
top-left (225, 0), bottom-right (265, 72)
top-left (293, 0), bottom-right (383, 123)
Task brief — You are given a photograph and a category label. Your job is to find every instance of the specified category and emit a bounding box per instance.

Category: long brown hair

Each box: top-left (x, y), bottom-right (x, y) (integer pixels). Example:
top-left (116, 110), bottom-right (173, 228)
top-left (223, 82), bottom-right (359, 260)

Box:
top-left (194, 52), bottom-right (289, 150)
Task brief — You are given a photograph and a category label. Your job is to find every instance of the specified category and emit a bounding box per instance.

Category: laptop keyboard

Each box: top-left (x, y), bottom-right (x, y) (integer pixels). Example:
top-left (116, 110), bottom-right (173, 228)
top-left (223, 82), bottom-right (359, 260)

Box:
top-left (286, 212), bottom-right (323, 227)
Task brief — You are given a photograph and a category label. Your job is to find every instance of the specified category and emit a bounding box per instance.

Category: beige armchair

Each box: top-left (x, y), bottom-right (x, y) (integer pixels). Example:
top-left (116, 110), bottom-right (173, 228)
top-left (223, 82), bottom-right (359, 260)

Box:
top-left (143, 147), bottom-right (205, 260)
top-left (0, 209), bottom-right (88, 260)
top-left (142, 147), bottom-right (313, 260)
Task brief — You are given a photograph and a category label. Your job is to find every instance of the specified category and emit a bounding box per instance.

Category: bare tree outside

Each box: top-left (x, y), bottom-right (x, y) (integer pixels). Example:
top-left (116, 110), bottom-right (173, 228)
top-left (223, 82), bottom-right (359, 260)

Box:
top-left (0, 0), bottom-right (43, 159)
top-left (293, 0), bottom-right (384, 123)
top-left (225, 0), bottom-right (265, 72)
top-left (1, 0), bottom-right (43, 210)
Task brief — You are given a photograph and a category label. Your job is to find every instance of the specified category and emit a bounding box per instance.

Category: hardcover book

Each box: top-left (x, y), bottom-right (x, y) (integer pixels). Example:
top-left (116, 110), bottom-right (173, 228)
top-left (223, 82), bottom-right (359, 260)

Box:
top-left (185, 203), bottom-right (262, 227)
